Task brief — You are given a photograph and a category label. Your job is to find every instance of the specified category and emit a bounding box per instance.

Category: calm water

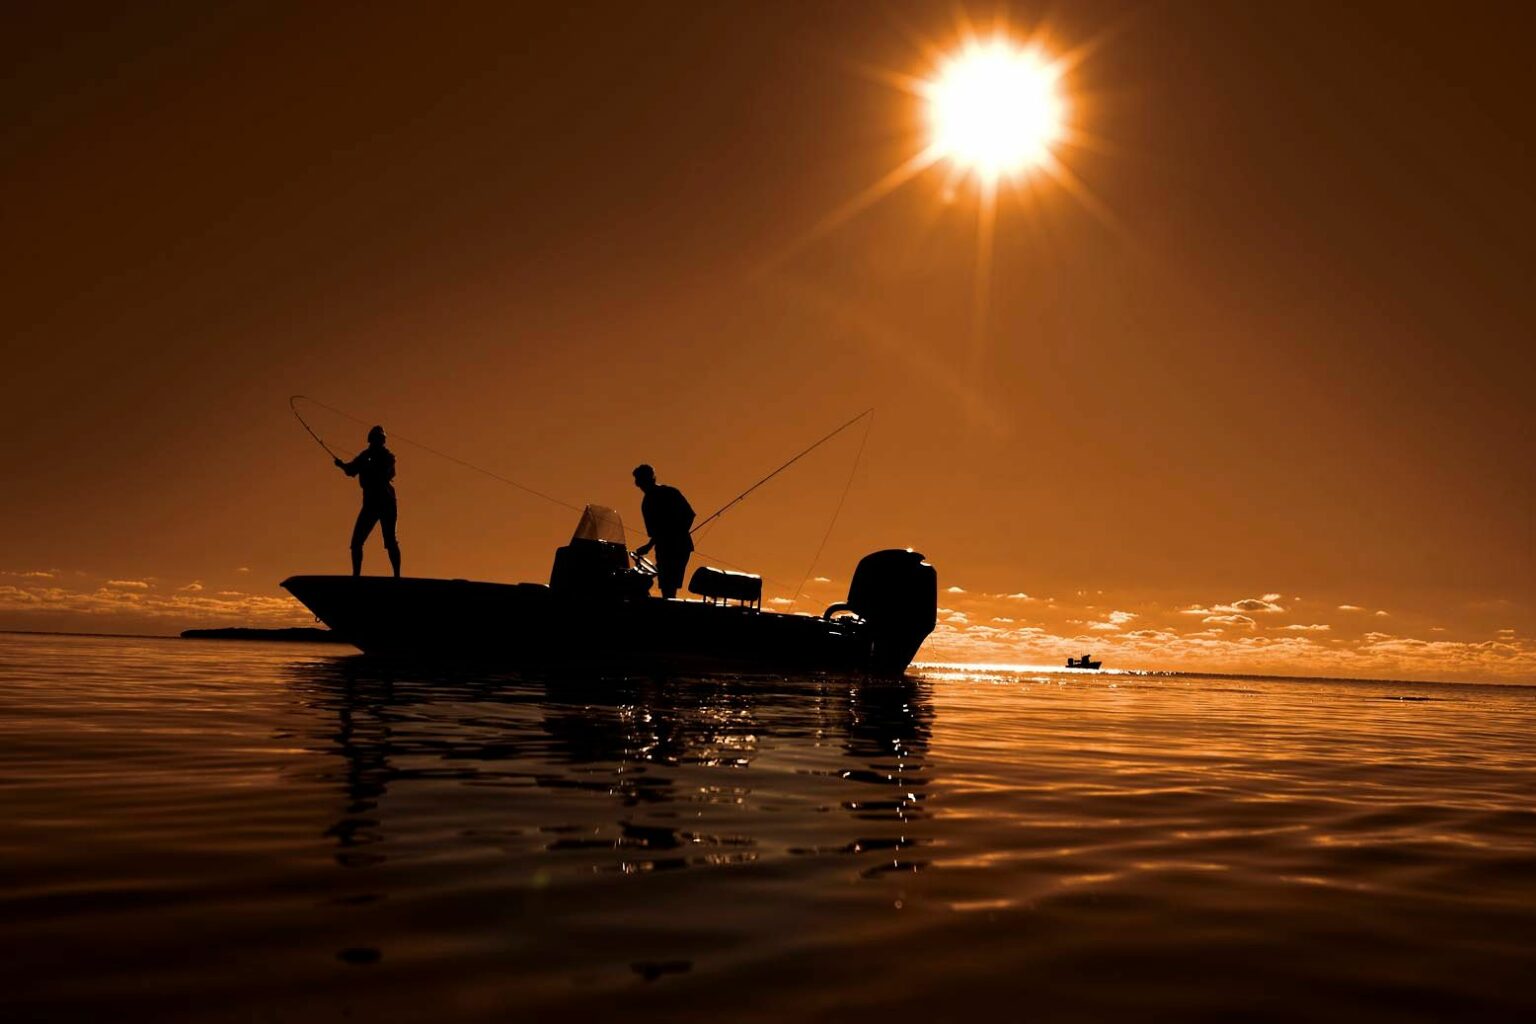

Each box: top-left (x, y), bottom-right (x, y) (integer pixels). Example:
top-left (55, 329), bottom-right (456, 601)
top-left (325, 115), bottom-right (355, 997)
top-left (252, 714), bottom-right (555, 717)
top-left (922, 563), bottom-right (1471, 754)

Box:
top-left (1, 633), bottom-right (1533, 1022)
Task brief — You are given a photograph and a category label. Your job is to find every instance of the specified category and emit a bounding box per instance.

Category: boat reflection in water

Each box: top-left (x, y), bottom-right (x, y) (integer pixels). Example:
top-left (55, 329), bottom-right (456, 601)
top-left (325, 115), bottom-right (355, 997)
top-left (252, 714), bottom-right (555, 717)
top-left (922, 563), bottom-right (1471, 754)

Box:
top-left (287, 656), bottom-right (934, 888)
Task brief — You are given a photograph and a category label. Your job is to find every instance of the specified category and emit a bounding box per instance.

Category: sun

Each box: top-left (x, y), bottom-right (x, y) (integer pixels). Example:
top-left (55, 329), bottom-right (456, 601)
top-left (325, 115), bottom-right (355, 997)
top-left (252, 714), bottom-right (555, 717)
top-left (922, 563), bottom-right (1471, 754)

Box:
top-left (761, 20), bottom-right (1105, 321)
top-left (924, 37), bottom-right (1066, 185)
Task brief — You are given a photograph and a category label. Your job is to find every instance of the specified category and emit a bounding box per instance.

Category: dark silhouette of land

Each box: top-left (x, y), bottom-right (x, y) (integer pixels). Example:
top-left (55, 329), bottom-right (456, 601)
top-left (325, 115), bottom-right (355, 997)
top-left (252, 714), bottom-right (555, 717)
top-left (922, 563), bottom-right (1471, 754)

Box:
top-left (632, 463), bottom-right (694, 600)
top-left (337, 425), bottom-right (400, 577)
top-left (181, 627), bottom-right (349, 643)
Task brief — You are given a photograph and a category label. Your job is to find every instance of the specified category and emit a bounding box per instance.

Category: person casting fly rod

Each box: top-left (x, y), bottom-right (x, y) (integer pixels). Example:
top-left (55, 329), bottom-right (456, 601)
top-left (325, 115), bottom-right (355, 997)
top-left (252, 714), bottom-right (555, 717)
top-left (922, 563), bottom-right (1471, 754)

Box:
top-left (289, 398), bottom-right (402, 578)
top-left (337, 426), bottom-right (401, 578)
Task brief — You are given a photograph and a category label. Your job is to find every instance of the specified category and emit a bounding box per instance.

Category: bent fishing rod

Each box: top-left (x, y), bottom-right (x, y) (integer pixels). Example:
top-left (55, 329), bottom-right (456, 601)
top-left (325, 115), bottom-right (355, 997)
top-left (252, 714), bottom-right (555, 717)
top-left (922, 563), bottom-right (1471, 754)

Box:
top-left (691, 408), bottom-right (874, 536)
top-left (289, 395), bottom-right (342, 460)
top-left (290, 394), bottom-right (581, 512)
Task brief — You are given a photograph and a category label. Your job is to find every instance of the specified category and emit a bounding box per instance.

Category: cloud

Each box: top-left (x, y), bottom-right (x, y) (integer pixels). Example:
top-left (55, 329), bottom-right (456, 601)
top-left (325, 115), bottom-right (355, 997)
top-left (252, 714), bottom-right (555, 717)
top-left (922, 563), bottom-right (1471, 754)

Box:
top-left (767, 597), bottom-right (793, 606)
top-left (1083, 610), bottom-right (1138, 633)
top-left (4, 569), bottom-right (60, 579)
top-left (812, 576), bottom-right (831, 583)
top-left (1001, 592), bottom-right (1035, 601)
top-left (1374, 610), bottom-right (1390, 617)
top-left (1338, 604), bottom-right (1364, 612)
top-left (946, 586), bottom-right (967, 594)
top-left (178, 582), bottom-right (204, 592)
top-left (0, 575), bottom-right (308, 628)
top-left (1221, 596), bottom-right (1285, 614)
top-left (1182, 595), bottom-right (1285, 615)
top-left (912, 589), bottom-right (1536, 683)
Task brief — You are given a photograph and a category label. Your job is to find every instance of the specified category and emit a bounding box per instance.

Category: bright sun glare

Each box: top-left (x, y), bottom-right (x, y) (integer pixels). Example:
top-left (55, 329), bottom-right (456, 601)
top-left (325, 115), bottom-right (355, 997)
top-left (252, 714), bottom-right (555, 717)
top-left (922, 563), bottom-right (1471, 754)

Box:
top-left (925, 38), bottom-right (1065, 185)
top-left (771, 21), bottom-right (1098, 332)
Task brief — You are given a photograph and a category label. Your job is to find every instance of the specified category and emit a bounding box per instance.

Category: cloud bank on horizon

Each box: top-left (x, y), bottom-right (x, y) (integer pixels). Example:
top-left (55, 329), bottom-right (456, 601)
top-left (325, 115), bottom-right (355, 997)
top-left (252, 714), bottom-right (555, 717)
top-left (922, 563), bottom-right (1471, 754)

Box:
top-left (1, 570), bottom-right (1529, 684)
top-left (1, 570), bottom-right (303, 632)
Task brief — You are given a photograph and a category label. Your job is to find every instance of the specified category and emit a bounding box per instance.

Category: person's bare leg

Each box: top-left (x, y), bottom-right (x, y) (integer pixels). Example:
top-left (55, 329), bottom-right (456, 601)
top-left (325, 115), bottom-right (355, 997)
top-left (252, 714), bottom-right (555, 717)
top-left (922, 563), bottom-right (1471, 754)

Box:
top-left (350, 507), bottom-right (376, 577)
top-left (382, 506), bottom-right (401, 578)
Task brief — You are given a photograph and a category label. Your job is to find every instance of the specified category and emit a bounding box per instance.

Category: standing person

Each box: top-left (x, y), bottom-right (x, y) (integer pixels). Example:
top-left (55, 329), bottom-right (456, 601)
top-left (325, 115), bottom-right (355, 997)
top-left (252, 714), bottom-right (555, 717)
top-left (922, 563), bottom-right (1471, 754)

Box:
top-left (632, 463), bottom-right (694, 599)
top-left (336, 426), bottom-right (401, 578)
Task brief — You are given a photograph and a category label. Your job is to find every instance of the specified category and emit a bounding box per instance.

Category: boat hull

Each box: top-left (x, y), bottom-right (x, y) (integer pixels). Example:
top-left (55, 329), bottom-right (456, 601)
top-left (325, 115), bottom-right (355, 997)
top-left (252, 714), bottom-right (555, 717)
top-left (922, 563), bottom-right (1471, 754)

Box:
top-left (281, 576), bottom-right (881, 674)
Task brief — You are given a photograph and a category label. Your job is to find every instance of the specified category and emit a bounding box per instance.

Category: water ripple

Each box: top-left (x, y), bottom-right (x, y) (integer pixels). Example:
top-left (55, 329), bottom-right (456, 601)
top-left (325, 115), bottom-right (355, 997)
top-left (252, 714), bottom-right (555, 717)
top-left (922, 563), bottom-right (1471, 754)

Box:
top-left (0, 632), bottom-right (1533, 1021)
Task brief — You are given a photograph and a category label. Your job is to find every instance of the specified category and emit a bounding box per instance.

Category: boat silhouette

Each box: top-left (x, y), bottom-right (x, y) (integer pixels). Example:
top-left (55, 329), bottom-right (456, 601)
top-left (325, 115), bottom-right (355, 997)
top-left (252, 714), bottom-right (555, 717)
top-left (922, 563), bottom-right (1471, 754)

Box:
top-left (1066, 655), bottom-right (1102, 670)
top-left (283, 505), bottom-right (937, 676)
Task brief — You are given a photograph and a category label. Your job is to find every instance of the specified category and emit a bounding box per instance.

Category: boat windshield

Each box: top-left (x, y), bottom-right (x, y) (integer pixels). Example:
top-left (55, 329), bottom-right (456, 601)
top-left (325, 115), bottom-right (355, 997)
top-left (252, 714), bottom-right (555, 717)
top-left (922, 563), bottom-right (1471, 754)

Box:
top-left (571, 504), bottom-right (626, 545)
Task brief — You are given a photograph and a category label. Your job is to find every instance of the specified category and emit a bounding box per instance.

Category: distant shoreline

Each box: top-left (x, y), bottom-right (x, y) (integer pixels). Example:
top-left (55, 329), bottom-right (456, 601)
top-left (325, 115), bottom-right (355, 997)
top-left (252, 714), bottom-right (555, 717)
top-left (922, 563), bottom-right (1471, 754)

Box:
top-left (908, 662), bottom-right (1533, 690)
top-left (180, 627), bottom-right (351, 644)
top-left (0, 630), bottom-right (1525, 686)
top-left (0, 627), bottom-right (346, 645)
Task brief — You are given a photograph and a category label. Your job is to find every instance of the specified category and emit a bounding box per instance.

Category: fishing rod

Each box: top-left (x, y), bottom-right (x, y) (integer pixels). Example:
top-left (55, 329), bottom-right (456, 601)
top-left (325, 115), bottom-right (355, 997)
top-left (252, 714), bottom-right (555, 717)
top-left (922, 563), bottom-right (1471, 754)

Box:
top-left (289, 395), bottom-right (341, 460)
top-left (291, 394), bottom-right (773, 577)
top-left (290, 395), bottom-right (871, 587)
top-left (289, 394), bottom-right (581, 513)
top-left (691, 408), bottom-right (874, 536)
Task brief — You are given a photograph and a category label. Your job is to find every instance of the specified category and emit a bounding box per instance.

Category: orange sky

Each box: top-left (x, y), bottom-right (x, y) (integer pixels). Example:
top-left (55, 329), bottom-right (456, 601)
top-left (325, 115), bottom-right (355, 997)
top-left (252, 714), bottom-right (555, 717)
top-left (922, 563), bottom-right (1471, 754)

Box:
top-left (3, 2), bottom-right (1532, 682)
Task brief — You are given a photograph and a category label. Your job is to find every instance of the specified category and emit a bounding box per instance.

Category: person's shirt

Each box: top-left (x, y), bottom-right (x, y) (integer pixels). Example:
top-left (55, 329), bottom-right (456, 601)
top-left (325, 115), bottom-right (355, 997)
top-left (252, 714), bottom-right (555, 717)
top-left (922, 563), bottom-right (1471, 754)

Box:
top-left (344, 446), bottom-right (396, 498)
top-left (641, 485), bottom-right (695, 550)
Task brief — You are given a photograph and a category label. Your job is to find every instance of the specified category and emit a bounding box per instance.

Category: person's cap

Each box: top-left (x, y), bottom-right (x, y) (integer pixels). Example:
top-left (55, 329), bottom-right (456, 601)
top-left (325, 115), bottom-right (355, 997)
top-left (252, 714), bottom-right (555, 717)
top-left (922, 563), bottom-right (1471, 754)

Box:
top-left (368, 425), bottom-right (386, 443)
top-left (632, 463), bottom-right (655, 481)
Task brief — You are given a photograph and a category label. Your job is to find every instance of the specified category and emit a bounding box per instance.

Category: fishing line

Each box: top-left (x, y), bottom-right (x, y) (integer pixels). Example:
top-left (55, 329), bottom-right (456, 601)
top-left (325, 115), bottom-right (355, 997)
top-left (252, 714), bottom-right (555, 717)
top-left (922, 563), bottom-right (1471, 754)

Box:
top-left (691, 408), bottom-right (874, 537)
top-left (788, 410), bottom-right (873, 612)
top-left (291, 394), bottom-right (581, 513)
top-left (289, 394), bottom-right (789, 581)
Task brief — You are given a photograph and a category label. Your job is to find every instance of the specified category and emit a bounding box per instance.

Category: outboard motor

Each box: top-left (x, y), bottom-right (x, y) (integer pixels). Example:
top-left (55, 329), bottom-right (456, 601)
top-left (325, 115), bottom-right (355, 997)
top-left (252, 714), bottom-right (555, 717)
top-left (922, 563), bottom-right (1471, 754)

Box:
top-left (825, 549), bottom-right (937, 675)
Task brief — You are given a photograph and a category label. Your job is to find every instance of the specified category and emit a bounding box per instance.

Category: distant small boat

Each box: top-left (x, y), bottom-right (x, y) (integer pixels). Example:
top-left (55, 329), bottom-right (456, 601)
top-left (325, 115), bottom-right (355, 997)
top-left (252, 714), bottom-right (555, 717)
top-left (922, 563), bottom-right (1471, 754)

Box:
top-left (1066, 655), bottom-right (1102, 670)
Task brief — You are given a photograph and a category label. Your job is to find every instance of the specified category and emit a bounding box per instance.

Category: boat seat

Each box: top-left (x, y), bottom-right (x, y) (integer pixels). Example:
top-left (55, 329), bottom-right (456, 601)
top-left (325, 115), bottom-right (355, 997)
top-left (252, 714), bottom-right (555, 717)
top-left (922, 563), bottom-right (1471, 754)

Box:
top-left (688, 566), bottom-right (762, 609)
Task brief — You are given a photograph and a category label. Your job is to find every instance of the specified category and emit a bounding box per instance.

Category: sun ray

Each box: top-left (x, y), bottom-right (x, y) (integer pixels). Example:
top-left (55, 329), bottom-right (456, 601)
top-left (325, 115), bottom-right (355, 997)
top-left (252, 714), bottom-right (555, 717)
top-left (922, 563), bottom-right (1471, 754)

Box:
top-left (1038, 151), bottom-right (1119, 232)
top-left (971, 176), bottom-right (998, 370)
top-left (1049, 5), bottom-right (1145, 76)
top-left (763, 267), bottom-right (1010, 435)
top-left (756, 145), bottom-right (943, 273)
top-left (840, 59), bottom-right (931, 98)
top-left (1055, 125), bottom-right (1126, 159)
top-left (765, 13), bottom-right (1120, 367)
